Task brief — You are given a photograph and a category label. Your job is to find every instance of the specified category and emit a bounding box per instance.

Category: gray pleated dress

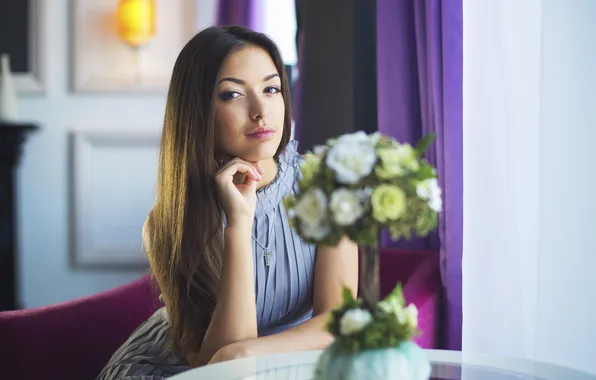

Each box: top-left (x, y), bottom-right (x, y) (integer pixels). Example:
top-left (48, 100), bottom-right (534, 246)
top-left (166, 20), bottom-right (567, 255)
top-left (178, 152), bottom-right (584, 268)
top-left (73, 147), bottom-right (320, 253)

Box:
top-left (96, 141), bottom-right (317, 379)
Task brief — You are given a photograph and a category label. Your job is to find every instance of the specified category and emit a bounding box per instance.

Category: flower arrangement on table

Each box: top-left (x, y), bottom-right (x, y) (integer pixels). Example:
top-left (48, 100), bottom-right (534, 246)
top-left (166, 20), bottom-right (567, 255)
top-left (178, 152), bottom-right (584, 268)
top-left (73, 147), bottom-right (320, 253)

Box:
top-left (284, 131), bottom-right (441, 380)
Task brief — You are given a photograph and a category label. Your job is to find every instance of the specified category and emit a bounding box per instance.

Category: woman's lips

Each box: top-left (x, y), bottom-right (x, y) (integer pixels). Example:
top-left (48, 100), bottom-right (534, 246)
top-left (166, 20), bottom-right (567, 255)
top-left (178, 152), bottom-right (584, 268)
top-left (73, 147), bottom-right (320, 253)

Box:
top-left (247, 127), bottom-right (275, 140)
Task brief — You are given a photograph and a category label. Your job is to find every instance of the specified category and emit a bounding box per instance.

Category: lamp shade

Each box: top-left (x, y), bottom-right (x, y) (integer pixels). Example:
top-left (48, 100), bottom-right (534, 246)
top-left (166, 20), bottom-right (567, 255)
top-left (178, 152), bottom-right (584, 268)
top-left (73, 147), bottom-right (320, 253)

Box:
top-left (116, 0), bottom-right (156, 47)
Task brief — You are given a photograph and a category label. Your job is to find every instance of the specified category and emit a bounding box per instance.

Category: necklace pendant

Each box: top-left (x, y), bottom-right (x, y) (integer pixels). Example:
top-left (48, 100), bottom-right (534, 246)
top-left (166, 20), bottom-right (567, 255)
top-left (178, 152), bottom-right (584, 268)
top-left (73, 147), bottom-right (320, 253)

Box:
top-left (264, 249), bottom-right (271, 267)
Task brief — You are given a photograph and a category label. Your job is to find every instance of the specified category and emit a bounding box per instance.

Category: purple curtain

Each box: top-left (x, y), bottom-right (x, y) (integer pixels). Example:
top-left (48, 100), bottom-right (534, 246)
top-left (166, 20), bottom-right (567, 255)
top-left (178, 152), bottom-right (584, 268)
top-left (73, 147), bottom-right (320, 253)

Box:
top-left (377, 0), bottom-right (463, 350)
top-left (216, 0), bottom-right (260, 29)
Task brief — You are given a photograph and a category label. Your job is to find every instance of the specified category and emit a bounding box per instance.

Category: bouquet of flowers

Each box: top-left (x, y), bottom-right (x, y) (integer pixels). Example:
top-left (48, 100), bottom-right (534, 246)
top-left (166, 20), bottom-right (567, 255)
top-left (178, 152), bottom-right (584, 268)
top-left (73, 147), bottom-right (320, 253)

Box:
top-left (284, 131), bottom-right (442, 355)
top-left (284, 131), bottom-right (441, 248)
top-left (326, 284), bottom-right (419, 353)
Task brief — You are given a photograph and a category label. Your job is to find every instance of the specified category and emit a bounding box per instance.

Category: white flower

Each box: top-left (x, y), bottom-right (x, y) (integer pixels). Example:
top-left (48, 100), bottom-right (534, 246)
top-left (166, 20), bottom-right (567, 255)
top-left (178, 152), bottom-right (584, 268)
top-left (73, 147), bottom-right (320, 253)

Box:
top-left (405, 304), bottom-right (419, 329)
top-left (378, 297), bottom-right (417, 327)
top-left (301, 219), bottom-right (331, 241)
top-left (416, 178), bottom-right (442, 212)
top-left (369, 132), bottom-right (382, 145)
top-left (416, 178), bottom-right (438, 199)
top-left (335, 131), bottom-right (370, 144)
top-left (294, 188), bottom-right (330, 240)
top-left (428, 193), bottom-right (442, 213)
top-left (378, 300), bottom-right (393, 314)
top-left (339, 308), bottom-right (373, 335)
top-left (313, 144), bottom-right (329, 156)
top-left (329, 188), bottom-right (364, 226)
top-left (325, 135), bottom-right (376, 185)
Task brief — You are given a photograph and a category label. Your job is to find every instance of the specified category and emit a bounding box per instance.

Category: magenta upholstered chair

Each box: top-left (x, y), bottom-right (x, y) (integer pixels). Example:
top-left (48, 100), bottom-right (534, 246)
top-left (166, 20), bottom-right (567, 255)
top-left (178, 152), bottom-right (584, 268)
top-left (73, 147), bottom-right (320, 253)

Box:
top-left (0, 275), bottom-right (160, 380)
top-left (378, 248), bottom-right (442, 349)
top-left (0, 250), bottom-right (441, 380)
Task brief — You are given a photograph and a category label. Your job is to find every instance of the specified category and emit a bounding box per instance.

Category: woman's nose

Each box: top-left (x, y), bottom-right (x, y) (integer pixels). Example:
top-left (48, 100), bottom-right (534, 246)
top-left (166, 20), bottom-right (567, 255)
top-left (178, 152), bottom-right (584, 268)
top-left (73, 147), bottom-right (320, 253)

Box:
top-left (250, 95), bottom-right (268, 121)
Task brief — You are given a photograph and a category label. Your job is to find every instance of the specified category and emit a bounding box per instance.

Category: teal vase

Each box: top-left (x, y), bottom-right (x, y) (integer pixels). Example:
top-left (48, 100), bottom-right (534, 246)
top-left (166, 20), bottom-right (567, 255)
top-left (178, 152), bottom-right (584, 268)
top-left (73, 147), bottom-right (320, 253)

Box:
top-left (314, 341), bottom-right (431, 380)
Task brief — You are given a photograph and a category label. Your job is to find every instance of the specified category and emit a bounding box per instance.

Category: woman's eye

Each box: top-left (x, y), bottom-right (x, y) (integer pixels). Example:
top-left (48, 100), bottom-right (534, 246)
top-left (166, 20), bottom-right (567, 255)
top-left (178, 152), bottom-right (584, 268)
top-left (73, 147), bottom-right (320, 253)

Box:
top-left (265, 86), bottom-right (281, 94)
top-left (219, 91), bottom-right (241, 101)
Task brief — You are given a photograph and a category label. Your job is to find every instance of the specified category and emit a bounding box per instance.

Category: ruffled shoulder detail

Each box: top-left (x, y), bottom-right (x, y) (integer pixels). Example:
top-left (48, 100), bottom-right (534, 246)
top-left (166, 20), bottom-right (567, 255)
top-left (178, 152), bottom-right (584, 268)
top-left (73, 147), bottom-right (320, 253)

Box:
top-left (279, 139), bottom-right (301, 166)
top-left (254, 140), bottom-right (302, 216)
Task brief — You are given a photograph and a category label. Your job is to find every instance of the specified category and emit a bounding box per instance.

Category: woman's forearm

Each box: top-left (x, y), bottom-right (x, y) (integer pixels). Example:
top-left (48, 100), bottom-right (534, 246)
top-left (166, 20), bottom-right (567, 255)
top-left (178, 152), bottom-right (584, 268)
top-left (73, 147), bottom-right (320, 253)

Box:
top-left (250, 313), bottom-right (333, 352)
top-left (210, 313), bottom-right (333, 364)
top-left (195, 219), bottom-right (258, 366)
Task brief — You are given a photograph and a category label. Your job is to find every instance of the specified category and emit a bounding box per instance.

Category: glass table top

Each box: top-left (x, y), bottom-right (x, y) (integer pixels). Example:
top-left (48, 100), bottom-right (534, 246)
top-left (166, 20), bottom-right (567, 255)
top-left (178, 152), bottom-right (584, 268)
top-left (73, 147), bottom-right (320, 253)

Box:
top-left (240, 362), bottom-right (548, 379)
top-left (171, 349), bottom-right (596, 380)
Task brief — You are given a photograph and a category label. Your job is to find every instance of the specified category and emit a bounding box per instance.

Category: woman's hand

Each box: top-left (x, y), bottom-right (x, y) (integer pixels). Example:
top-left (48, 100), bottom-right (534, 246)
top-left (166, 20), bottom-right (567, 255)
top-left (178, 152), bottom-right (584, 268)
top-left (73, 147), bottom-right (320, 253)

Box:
top-left (215, 158), bottom-right (264, 225)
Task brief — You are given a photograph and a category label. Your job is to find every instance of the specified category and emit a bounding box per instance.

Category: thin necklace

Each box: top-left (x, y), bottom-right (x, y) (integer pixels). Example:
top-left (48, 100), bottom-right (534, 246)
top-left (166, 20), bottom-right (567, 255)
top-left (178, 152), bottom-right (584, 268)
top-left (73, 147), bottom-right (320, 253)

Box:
top-left (252, 159), bottom-right (283, 267)
top-left (252, 209), bottom-right (277, 267)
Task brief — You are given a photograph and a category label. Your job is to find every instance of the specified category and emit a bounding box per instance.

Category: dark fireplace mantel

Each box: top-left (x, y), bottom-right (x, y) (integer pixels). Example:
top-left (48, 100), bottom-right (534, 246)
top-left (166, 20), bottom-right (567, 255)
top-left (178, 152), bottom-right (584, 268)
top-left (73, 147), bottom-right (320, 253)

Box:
top-left (0, 122), bottom-right (38, 311)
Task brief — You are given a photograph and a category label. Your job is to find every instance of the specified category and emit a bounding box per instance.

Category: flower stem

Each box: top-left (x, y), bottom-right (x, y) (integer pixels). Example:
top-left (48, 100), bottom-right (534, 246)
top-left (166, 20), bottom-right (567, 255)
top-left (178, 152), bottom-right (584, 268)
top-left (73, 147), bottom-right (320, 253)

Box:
top-left (360, 245), bottom-right (380, 307)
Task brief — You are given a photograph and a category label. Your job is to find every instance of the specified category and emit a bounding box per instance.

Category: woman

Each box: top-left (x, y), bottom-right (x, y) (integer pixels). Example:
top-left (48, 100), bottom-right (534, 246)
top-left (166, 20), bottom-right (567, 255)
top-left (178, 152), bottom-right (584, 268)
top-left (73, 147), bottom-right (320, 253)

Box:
top-left (97, 26), bottom-right (358, 379)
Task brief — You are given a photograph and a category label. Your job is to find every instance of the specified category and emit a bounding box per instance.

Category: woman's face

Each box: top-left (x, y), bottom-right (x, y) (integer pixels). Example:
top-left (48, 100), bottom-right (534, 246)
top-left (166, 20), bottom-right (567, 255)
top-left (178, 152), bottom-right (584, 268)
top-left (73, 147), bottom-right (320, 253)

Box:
top-left (214, 45), bottom-right (285, 162)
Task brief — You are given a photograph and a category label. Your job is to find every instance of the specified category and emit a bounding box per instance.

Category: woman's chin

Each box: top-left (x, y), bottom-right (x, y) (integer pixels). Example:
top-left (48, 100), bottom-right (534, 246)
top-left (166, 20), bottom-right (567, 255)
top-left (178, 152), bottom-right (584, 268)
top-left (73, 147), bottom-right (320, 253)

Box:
top-left (237, 144), bottom-right (279, 162)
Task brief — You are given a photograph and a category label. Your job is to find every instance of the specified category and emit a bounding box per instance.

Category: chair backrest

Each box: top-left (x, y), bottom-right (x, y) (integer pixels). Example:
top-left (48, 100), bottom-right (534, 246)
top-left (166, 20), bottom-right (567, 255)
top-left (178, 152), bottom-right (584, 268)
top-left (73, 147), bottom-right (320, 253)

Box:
top-left (0, 275), bottom-right (160, 380)
top-left (379, 248), bottom-right (435, 297)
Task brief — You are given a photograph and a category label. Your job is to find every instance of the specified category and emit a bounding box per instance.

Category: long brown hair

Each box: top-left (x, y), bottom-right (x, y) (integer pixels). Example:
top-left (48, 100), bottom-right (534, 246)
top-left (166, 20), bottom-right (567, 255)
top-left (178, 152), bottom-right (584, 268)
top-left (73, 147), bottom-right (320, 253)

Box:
top-left (148, 26), bottom-right (292, 360)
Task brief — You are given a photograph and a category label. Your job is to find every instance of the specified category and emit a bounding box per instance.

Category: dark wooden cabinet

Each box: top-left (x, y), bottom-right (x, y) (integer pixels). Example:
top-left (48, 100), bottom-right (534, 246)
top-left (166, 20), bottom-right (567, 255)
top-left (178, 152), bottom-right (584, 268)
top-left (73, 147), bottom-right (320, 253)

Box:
top-left (0, 122), bottom-right (38, 311)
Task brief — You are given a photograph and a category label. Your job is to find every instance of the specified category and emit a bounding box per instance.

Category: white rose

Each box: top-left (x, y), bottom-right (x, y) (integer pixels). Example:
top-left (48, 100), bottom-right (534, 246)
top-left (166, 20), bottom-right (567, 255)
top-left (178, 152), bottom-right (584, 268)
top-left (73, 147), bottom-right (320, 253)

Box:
top-left (329, 188), bottom-right (364, 226)
top-left (294, 188), bottom-right (330, 240)
top-left (302, 219), bottom-right (331, 241)
top-left (405, 304), bottom-right (419, 329)
top-left (335, 131), bottom-right (370, 144)
top-left (428, 191), bottom-right (442, 213)
top-left (369, 132), bottom-right (382, 145)
top-left (325, 139), bottom-right (376, 185)
top-left (416, 178), bottom-right (438, 199)
top-left (339, 308), bottom-right (373, 335)
top-left (313, 144), bottom-right (329, 156)
top-left (378, 300), bottom-right (406, 324)
top-left (416, 178), bottom-right (442, 212)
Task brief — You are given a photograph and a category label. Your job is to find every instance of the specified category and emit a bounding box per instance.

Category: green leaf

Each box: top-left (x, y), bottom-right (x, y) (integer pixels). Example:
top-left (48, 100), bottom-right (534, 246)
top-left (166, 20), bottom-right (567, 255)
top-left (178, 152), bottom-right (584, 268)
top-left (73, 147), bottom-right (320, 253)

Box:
top-left (414, 133), bottom-right (436, 157)
top-left (415, 162), bottom-right (436, 181)
top-left (388, 283), bottom-right (405, 305)
top-left (342, 286), bottom-right (355, 304)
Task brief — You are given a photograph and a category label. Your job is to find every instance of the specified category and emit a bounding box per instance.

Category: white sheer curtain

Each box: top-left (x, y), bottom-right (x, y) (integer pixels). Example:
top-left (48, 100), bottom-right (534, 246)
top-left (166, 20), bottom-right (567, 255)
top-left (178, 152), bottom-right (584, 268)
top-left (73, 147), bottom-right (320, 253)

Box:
top-left (462, 0), bottom-right (542, 361)
top-left (463, 0), bottom-right (596, 374)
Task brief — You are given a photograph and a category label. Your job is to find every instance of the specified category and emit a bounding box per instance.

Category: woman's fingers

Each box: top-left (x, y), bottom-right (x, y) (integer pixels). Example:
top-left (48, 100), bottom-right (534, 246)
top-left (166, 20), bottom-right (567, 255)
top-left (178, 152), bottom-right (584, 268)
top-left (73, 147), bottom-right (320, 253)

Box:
top-left (216, 159), bottom-right (262, 183)
top-left (219, 158), bottom-right (264, 175)
top-left (253, 162), bottom-right (265, 175)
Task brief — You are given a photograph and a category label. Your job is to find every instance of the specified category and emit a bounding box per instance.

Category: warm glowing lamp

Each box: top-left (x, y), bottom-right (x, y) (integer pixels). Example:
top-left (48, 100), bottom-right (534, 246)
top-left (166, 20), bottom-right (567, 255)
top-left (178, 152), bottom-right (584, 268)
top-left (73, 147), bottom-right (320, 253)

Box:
top-left (116, 0), bottom-right (156, 48)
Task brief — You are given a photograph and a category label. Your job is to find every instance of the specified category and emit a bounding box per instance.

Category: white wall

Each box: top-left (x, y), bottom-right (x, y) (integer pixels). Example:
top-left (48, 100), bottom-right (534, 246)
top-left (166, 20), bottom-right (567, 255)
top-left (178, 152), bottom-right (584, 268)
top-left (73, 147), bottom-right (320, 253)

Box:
top-left (463, 0), bottom-right (596, 374)
top-left (15, 0), bottom-right (216, 308)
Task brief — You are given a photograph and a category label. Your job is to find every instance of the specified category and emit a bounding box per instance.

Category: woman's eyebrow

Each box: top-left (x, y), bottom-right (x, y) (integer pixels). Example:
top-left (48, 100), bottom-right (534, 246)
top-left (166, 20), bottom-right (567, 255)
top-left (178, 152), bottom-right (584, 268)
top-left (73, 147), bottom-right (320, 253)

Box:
top-left (218, 73), bottom-right (279, 85)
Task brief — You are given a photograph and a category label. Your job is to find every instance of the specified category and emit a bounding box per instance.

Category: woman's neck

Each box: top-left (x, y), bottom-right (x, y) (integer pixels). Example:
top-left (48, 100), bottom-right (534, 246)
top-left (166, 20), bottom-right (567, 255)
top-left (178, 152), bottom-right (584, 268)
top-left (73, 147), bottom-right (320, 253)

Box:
top-left (255, 157), bottom-right (278, 190)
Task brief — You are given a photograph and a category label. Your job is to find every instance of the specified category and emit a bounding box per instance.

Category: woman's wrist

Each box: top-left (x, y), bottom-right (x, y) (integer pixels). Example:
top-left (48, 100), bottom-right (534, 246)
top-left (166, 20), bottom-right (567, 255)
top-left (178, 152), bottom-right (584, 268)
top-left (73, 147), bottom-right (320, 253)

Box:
top-left (225, 215), bottom-right (253, 231)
